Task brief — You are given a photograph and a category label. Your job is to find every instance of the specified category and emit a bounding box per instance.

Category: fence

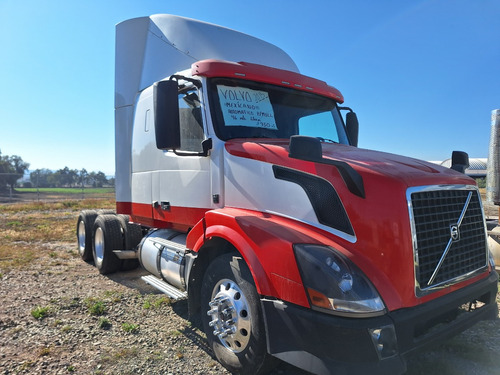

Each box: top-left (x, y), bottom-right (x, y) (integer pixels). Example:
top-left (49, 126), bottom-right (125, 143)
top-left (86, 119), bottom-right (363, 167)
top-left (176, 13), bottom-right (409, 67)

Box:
top-left (0, 187), bottom-right (115, 204)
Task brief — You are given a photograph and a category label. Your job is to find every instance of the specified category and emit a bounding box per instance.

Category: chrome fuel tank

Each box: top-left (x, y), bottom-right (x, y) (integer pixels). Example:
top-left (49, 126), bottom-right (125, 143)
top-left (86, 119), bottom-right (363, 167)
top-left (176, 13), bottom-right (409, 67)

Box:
top-left (138, 229), bottom-right (187, 290)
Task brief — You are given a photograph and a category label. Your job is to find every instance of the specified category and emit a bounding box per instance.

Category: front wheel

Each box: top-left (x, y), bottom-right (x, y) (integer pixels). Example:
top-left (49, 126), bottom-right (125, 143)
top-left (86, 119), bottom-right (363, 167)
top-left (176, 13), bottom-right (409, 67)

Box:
top-left (201, 253), bottom-right (277, 375)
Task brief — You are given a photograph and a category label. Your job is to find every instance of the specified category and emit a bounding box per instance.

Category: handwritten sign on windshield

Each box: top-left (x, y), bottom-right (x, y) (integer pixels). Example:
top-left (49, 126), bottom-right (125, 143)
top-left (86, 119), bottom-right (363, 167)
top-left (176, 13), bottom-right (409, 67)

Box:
top-left (217, 85), bottom-right (277, 129)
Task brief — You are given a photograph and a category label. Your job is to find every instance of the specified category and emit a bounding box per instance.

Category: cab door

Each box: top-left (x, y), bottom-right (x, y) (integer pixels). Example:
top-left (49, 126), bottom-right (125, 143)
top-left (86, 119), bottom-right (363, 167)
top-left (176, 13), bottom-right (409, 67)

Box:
top-left (152, 85), bottom-right (212, 230)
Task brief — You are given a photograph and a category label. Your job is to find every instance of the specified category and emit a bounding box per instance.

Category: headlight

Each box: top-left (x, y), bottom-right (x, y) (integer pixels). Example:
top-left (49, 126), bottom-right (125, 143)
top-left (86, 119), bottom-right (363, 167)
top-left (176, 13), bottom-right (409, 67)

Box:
top-left (294, 244), bottom-right (385, 317)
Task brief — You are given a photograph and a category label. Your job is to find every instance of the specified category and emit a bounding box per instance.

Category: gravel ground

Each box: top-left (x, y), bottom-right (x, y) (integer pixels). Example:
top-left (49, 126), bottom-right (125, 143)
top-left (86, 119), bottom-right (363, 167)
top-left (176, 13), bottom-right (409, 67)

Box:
top-left (0, 226), bottom-right (499, 374)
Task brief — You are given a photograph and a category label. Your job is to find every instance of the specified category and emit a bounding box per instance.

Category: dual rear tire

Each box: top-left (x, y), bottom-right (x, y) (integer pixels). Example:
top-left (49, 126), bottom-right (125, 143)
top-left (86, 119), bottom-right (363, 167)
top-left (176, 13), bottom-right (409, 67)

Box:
top-left (93, 214), bottom-right (123, 274)
top-left (76, 210), bottom-right (97, 261)
top-left (76, 210), bottom-right (142, 274)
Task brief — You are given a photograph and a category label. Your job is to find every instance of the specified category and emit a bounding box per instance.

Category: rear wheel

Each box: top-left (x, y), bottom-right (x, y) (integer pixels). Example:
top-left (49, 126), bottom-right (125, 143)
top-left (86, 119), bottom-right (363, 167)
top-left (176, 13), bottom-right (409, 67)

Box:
top-left (93, 215), bottom-right (122, 274)
top-left (201, 253), bottom-right (276, 375)
top-left (116, 214), bottom-right (142, 271)
top-left (76, 210), bottom-right (97, 261)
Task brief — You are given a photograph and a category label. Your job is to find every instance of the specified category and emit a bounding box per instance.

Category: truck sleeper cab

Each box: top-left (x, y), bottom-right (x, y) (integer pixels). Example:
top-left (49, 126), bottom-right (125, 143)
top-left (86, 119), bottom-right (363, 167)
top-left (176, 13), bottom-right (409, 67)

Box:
top-left (76, 15), bottom-right (498, 375)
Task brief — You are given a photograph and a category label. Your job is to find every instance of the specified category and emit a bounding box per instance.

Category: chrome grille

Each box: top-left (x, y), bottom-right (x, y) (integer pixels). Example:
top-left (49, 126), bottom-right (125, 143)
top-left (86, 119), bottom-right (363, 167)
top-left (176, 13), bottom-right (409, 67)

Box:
top-left (408, 186), bottom-right (488, 295)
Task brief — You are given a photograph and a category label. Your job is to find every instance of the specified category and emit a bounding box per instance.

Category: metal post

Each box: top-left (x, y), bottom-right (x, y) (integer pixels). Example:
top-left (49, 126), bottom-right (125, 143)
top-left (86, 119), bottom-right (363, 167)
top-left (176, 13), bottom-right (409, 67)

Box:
top-left (486, 109), bottom-right (500, 208)
top-left (81, 171), bottom-right (85, 200)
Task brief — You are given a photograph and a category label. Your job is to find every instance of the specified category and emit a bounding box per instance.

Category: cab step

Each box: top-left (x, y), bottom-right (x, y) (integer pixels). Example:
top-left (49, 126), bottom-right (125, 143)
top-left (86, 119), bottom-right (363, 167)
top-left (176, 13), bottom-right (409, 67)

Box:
top-left (141, 275), bottom-right (187, 300)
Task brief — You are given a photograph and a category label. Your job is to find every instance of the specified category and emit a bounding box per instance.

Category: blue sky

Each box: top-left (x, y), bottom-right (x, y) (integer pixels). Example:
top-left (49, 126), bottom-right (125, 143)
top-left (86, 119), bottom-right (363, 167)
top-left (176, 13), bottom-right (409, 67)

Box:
top-left (0, 0), bottom-right (499, 175)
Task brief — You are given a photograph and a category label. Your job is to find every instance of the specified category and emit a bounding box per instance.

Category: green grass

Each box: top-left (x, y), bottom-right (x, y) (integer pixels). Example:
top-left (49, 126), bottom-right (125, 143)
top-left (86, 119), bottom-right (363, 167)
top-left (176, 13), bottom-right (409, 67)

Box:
top-left (98, 317), bottom-right (112, 330)
top-left (31, 306), bottom-right (50, 320)
top-left (121, 322), bottom-right (139, 333)
top-left (84, 298), bottom-right (107, 316)
top-left (142, 295), bottom-right (170, 309)
top-left (61, 325), bottom-right (72, 332)
top-left (16, 187), bottom-right (114, 194)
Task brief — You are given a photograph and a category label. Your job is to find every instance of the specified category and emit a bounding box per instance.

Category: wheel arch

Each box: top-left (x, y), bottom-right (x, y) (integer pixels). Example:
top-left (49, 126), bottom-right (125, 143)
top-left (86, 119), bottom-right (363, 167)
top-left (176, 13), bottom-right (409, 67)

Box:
top-left (186, 233), bottom-right (271, 320)
top-left (186, 208), bottom-right (314, 318)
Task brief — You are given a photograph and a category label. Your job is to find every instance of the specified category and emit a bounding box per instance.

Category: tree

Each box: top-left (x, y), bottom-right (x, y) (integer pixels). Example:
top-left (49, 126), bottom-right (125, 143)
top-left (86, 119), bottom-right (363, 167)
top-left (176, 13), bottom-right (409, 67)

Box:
top-left (94, 171), bottom-right (108, 188)
top-left (30, 169), bottom-right (54, 188)
top-left (87, 171), bottom-right (108, 188)
top-left (6, 155), bottom-right (30, 189)
top-left (0, 150), bottom-right (30, 191)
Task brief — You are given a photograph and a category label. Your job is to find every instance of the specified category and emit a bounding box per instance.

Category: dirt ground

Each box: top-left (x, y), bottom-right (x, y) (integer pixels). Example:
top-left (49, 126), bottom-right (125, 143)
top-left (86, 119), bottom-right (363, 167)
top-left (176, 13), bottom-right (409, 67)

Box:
top-left (0, 202), bottom-right (499, 375)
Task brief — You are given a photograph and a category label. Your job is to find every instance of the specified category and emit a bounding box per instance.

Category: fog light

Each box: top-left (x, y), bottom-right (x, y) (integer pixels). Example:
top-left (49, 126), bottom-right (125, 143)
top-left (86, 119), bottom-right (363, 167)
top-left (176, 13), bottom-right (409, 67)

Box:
top-left (369, 325), bottom-right (398, 359)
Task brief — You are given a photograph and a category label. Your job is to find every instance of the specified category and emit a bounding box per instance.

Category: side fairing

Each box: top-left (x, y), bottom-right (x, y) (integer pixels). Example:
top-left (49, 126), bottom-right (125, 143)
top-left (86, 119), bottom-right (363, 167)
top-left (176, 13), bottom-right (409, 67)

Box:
top-left (224, 148), bottom-right (357, 243)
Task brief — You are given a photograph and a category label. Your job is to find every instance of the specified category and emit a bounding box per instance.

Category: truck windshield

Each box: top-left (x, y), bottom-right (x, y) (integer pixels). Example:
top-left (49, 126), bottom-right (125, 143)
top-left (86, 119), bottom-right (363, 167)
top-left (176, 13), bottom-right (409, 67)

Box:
top-left (208, 78), bottom-right (349, 144)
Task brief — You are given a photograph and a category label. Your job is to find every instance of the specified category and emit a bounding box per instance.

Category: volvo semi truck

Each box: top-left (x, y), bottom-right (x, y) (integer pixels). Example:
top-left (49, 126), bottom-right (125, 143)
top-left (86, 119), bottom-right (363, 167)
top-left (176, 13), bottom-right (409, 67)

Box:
top-left (76, 14), bottom-right (498, 375)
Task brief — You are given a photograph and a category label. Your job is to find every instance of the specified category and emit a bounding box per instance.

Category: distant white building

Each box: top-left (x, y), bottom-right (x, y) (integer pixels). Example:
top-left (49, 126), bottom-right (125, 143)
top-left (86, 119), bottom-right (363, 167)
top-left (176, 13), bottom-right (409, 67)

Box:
top-left (430, 158), bottom-right (487, 178)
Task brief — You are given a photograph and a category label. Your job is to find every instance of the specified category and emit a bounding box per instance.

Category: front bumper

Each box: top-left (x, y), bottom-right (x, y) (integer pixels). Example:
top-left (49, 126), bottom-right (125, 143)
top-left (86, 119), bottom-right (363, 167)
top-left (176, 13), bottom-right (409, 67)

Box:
top-left (262, 271), bottom-right (498, 375)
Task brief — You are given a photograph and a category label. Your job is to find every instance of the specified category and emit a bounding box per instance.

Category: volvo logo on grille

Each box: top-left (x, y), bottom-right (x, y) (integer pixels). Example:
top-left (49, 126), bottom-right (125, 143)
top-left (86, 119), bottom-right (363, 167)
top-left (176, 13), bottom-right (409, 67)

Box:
top-left (450, 224), bottom-right (460, 242)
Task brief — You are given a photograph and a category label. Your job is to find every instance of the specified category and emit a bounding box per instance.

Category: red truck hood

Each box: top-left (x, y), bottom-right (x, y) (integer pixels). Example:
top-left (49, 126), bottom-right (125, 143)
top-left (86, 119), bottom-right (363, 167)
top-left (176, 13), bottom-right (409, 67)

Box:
top-left (225, 139), bottom-right (478, 310)
top-left (225, 139), bottom-right (472, 187)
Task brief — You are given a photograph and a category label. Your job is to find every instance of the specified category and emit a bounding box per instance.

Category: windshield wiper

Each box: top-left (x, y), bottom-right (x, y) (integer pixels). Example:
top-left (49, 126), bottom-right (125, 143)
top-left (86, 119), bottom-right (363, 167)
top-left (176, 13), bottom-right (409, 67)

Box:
top-left (317, 137), bottom-right (338, 144)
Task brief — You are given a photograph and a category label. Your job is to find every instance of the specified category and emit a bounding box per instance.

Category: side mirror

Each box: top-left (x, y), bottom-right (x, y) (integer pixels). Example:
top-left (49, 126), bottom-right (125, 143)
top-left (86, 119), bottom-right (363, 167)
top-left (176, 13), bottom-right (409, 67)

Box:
top-left (346, 111), bottom-right (359, 147)
top-left (450, 151), bottom-right (469, 174)
top-left (154, 80), bottom-right (180, 150)
top-left (289, 135), bottom-right (323, 161)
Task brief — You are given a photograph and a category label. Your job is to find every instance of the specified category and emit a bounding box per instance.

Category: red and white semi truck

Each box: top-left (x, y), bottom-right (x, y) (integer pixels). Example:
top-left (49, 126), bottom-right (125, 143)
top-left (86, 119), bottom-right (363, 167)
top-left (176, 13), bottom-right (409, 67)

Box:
top-left (76, 14), bottom-right (498, 375)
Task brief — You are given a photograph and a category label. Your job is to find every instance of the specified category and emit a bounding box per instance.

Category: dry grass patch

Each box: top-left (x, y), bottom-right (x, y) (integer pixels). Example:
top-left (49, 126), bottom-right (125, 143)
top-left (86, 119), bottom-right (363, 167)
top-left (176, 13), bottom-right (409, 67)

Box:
top-left (0, 198), bottom-right (115, 214)
top-left (0, 198), bottom-right (114, 273)
top-left (1, 214), bottom-right (75, 243)
top-left (0, 243), bottom-right (39, 270)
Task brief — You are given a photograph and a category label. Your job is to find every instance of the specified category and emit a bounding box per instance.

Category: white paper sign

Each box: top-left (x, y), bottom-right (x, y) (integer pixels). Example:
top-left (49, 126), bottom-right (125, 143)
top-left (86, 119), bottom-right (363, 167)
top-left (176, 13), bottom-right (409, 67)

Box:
top-left (217, 85), bottom-right (277, 129)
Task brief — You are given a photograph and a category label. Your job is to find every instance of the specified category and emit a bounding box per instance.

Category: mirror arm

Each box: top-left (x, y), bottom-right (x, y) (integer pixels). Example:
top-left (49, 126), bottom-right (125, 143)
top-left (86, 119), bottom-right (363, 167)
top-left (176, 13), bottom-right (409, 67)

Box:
top-left (170, 75), bottom-right (202, 89)
top-left (173, 138), bottom-right (213, 157)
top-left (338, 106), bottom-right (353, 112)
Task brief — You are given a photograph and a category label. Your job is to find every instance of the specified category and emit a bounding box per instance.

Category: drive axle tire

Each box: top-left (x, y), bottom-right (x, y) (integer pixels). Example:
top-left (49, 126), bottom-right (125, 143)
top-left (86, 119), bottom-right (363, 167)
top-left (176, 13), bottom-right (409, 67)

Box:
top-left (93, 214), bottom-right (122, 274)
top-left (76, 210), bottom-right (97, 262)
top-left (201, 253), bottom-right (277, 375)
top-left (116, 214), bottom-right (142, 271)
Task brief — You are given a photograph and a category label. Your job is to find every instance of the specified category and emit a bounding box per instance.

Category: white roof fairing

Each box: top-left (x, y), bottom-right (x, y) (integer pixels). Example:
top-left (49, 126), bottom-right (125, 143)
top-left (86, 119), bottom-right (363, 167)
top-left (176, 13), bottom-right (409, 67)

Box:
top-left (115, 14), bottom-right (299, 109)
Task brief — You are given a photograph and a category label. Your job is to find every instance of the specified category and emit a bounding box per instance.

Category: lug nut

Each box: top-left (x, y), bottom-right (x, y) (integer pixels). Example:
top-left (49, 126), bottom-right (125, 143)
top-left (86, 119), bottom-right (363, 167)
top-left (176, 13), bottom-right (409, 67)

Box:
top-left (213, 329), bottom-right (222, 336)
top-left (209, 299), bottom-right (220, 307)
top-left (223, 307), bottom-right (235, 314)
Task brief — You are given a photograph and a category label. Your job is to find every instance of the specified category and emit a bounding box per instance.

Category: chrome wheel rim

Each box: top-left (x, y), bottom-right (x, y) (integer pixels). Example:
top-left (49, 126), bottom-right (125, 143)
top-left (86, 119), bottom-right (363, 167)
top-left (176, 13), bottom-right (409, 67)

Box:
top-left (207, 278), bottom-right (251, 353)
top-left (94, 227), bottom-right (104, 267)
top-left (77, 220), bottom-right (86, 255)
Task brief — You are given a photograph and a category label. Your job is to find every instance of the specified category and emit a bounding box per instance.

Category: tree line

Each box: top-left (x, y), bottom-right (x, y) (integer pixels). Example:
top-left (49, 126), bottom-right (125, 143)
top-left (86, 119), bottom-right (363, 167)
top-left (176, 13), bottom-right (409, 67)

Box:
top-left (0, 150), bottom-right (113, 191)
top-left (29, 167), bottom-right (114, 189)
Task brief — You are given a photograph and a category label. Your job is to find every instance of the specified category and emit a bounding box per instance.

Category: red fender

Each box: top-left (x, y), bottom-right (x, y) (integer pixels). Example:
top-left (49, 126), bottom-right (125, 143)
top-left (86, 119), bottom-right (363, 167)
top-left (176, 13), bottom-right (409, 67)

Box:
top-left (186, 207), bottom-right (341, 308)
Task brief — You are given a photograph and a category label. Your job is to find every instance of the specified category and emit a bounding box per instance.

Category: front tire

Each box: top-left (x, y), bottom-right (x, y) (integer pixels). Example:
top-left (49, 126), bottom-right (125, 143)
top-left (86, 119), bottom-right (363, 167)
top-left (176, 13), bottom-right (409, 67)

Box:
top-left (201, 253), bottom-right (276, 375)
